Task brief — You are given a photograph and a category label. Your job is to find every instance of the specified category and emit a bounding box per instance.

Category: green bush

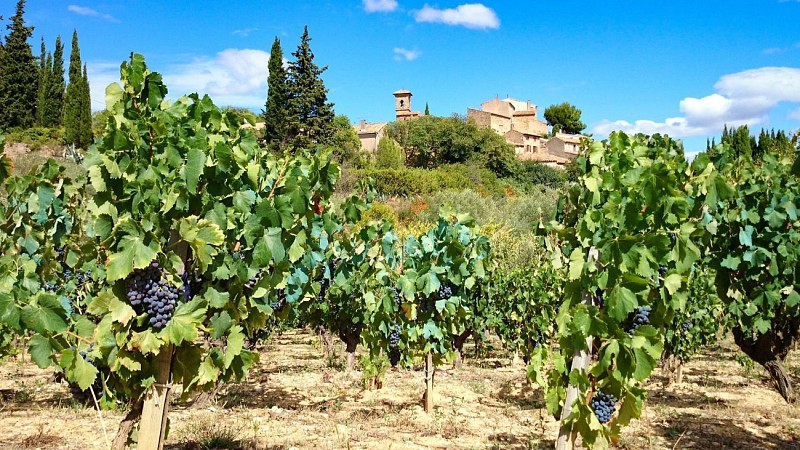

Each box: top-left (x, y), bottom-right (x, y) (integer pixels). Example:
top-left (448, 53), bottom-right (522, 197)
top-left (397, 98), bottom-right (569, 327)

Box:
top-left (5, 127), bottom-right (64, 151)
top-left (375, 137), bottom-right (404, 169)
top-left (338, 167), bottom-right (470, 196)
top-left (337, 162), bottom-right (514, 197)
top-left (418, 188), bottom-right (559, 233)
top-left (512, 160), bottom-right (565, 190)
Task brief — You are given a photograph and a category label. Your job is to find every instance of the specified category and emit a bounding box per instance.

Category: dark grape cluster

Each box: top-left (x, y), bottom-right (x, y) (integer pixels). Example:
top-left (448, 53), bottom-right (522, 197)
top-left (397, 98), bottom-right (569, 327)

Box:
top-left (627, 305), bottom-right (652, 334)
top-left (594, 289), bottom-right (604, 309)
top-left (125, 261), bottom-right (180, 330)
top-left (180, 271), bottom-right (203, 302)
top-left (392, 288), bottom-right (402, 308)
top-left (591, 391), bottom-right (617, 424)
top-left (388, 323), bottom-right (402, 367)
top-left (658, 265), bottom-right (668, 278)
top-left (681, 319), bottom-right (694, 331)
top-left (436, 283), bottom-right (454, 300)
top-left (314, 258), bottom-right (339, 303)
top-left (44, 247), bottom-right (93, 292)
top-left (271, 289), bottom-right (288, 312)
top-left (418, 296), bottom-right (433, 315)
top-left (318, 274), bottom-right (331, 303)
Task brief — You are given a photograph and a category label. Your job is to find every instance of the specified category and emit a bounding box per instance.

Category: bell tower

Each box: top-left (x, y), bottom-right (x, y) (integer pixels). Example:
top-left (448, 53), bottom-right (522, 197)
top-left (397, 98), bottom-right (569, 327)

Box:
top-left (394, 90), bottom-right (416, 121)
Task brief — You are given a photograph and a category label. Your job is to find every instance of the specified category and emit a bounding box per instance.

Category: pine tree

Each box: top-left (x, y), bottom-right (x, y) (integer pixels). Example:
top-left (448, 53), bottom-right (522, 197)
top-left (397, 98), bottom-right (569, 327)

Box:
top-left (263, 36), bottom-right (290, 149)
top-left (64, 29), bottom-right (83, 146)
top-left (286, 26), bottom-right (335, 150)
top-left (44, 36), bottom-right (65, 127)
top-left (0, 0), bottom-right (38, 130)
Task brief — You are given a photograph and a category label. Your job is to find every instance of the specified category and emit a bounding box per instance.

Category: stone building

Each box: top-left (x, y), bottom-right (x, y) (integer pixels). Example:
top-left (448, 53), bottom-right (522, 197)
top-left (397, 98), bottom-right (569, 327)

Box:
top-left (546, 133), bottom-right (583, 160)
top-left (468, 96), bottom-right (584, 167)
top-left (354, 119), bottom-right (388, 153)
top-left (355, 89), bottom-right (422, 152)
top-left (393, 90), bottom-right (421, 121)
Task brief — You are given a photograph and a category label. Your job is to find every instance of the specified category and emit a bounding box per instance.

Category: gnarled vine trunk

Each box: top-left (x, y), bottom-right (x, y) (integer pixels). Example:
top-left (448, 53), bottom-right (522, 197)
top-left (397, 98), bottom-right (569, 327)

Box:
top-left (338, 327), bottom-right (361, 372)
top-left (732, 320), bottom-right (800, 403)
top-left (112, 399), bottom-right (143, 450)
top-left (451, 329), bottom-right (472, 369)
top-left (318, 327), bottom-right (335, 360)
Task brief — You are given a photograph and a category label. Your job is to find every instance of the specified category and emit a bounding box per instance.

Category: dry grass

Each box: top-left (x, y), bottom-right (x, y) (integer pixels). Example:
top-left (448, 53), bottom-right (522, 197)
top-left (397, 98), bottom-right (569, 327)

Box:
top-left (3, 330), bottom-right (800, 449)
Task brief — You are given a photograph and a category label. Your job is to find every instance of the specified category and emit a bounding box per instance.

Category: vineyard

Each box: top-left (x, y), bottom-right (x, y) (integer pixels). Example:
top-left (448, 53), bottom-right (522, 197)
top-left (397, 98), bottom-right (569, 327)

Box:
top-left (1, 54), bottom-right (799, 450)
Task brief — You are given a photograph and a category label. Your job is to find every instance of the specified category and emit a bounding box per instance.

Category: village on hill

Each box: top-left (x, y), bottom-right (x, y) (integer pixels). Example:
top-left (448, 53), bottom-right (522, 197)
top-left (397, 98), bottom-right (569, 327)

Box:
top-left (354, 89), bottom-right (585, 168)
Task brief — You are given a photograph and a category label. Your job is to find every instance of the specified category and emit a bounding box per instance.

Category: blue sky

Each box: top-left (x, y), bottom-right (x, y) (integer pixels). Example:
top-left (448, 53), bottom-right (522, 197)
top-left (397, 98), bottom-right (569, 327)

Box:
top-left (12, 0), bottom-right (800, 153)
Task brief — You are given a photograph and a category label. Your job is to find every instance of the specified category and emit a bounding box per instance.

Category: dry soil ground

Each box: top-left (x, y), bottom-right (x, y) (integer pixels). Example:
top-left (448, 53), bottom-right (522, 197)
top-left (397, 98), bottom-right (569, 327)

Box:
top-left (2, 330), bottom-right (800, 450)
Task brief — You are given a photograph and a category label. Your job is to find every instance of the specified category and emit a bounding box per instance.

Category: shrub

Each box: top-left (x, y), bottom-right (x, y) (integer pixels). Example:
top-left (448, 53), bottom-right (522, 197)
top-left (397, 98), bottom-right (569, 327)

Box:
top-left (5, 127), bottom-right (64, 152)
top-left (375, 136), bottom-right (404, 169)
top-left (338, 167), bottom-right (472, 197)
top-left (512, 160), bottom-right (565, 190)
top-left (418, 188), bottom-right (559, 233)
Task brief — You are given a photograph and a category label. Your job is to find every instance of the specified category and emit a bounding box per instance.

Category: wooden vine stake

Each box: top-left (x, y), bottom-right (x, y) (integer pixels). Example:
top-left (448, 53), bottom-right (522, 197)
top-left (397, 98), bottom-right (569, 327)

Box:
top-left (424, 350), bottom-right (434, 413)
top-left (138, 345), bottom-right (174, 450)
top-left (555, 247), bottom-right (598, 450)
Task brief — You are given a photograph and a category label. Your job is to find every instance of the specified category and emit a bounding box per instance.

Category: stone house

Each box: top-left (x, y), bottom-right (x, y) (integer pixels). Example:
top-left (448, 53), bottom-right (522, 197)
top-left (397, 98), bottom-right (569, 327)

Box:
top-left (546, 133), bottom-right (584, 160)
top-left (354, 119), bottom-right (388, 153)
top-left (468, 96), bottom-right (585, 167)
top-left (467, 97), bottom-right (549, 157)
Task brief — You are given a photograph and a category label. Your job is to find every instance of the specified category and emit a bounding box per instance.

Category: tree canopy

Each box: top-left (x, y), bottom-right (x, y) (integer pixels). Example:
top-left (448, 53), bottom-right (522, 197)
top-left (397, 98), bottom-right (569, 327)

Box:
top-left (0, 0), bottom-right (38, 130)
top-left (64, 30), bottom-right (91, 148)
top-left (286, 26), bottom-right (335, 150)
top-left (388, 115), bottom-right (518, 177)
top-left (543, 102), bottom-right (586, 135)
top-left (263, 36), bottom-right (290, 149)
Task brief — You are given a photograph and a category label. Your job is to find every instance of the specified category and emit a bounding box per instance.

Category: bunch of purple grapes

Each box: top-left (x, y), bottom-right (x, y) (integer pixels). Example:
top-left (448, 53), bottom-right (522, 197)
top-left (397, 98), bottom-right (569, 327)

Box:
top-left (180, 271), bottom-right (203, 302)
top-left (436, 283), bottom-right (454, 300)
top-left (627, 305), bottom-right (652, 334)
top-left (591, 391), bottom-right (617, 424)
top-left (594, 289), bottom-right (604, 309)
top-left (271, 289), bottom-right (288, 312)
top-left (392, 288), bottom-right (402, 308)
top-left (125, 261), bottom-right (180, 330)
top-left (388, 323), bottom-right (402, 366)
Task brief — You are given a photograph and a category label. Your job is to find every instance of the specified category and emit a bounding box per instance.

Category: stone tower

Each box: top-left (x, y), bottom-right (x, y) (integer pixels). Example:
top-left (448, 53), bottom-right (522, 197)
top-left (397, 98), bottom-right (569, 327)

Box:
top-left (394, 90), bottom-right (419, 121)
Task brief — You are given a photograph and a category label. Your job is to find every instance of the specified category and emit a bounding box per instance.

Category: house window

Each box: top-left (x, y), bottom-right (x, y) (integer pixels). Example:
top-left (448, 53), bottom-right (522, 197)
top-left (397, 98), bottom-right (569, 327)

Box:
top-left (526, 145), bottom-right (530, 152)
top-left (400, 99), bottom-right (405, 107)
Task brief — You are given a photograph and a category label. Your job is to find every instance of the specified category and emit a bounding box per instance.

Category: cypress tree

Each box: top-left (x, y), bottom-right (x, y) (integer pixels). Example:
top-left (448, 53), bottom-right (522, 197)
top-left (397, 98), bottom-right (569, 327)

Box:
top-left (730, 126), bottom-right (752, 160)
top-left (37, 51), bottom-right (51, 126)
top-left (44, 36), bottom-right (65, 127)
top-left (0, 0), bottom-right (38, 130)
top-left (78, 63), bottom-right (92, 146)
top-left (286, 26), bottom-right (335, 150)
top-left (36, 37), bottom-right (49, 125)
top-left (64, 30), bottom-right (83, 146)
top-left (424, 102), bottom-right (430, 116)
top-left (263, 36), bottom-right (290, 149)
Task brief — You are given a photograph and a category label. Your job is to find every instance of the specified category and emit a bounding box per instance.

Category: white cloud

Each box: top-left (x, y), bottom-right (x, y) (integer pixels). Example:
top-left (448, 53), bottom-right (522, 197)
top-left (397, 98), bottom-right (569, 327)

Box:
top-left (88, 49), bottom-right (270, 111)
top-left (414, 3), bottom-right (500, 30)
top-left (67, 5), bottom-right (119, 23)
top-left (393, 47), bottom-right (421, 61)
top-left (593, 67), bottom-right (800, 138)
top-left (763, 47), bottom-right (784, 55)
top-left (232, 27), bottom-right (259, 37)
top-left (790, 107), bottom-right (800, 121)
top-left (363, 0), bottom-right (398, 13)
